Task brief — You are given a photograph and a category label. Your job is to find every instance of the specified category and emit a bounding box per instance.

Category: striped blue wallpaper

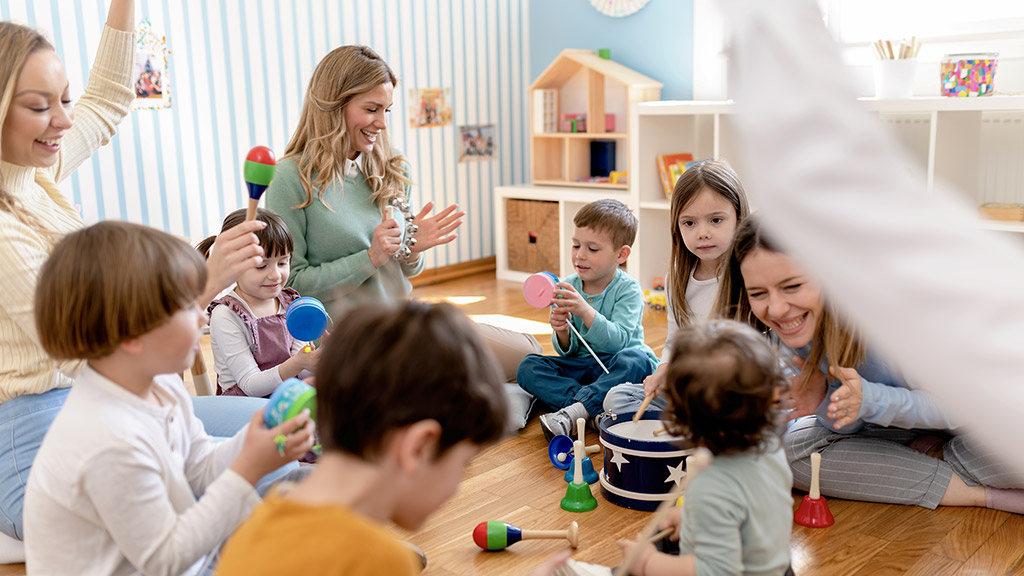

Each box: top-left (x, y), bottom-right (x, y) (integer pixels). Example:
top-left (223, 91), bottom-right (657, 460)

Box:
top-left (6, 0), bottom-right (531, 268)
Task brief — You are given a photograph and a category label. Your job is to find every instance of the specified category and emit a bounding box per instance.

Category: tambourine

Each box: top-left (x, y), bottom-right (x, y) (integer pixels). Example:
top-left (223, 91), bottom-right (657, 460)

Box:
top-left (386, 198), bottom-right (418, 260)
top-left (285, 296), bottom-right (330, 343)
top-left (264, 378), bottom-right (317, 428)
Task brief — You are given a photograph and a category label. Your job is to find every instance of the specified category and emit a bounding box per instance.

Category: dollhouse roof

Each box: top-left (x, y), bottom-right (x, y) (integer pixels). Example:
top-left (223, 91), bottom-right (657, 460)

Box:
top-left (529, 49), bottom-right (663, 91)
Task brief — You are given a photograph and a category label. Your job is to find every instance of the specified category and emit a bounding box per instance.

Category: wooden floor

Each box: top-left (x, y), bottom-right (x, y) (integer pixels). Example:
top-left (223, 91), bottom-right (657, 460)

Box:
top-left (3, 271), bottom-right (1023, 575)
top-left (399, 273), bottom-right (1024, 576)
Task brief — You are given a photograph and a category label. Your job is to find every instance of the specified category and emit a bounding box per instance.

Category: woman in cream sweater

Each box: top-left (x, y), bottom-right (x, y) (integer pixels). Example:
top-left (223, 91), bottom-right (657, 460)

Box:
top-left (0, 1), bottom-right (273, 561)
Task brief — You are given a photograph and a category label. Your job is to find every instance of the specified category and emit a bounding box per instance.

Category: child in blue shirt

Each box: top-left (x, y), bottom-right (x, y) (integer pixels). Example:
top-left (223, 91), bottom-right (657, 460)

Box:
top-left (517, 199), bottom-right (658, 439)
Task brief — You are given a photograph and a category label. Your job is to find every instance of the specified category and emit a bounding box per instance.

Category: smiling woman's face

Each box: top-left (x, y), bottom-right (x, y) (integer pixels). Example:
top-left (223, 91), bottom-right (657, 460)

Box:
top-left (2, 49), bottom-right (73, 168)
top-left (740, 247), bottom-right (825, 349)
top-left (343, 81), bottom-right (393, 160)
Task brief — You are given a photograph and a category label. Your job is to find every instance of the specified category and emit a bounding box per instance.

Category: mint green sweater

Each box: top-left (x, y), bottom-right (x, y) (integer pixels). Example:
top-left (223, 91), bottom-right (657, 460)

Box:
top-left (265, 158), bottom-right (423, 310)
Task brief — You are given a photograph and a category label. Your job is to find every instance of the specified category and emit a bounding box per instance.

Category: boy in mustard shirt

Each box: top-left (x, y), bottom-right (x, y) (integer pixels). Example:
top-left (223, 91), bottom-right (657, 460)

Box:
top-left (217, 302), bottom-right (508, 575)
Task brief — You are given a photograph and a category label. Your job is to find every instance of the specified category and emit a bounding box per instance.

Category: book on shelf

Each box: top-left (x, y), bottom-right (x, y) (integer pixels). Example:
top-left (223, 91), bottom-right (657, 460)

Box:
top-left (656, 152), bottom-right (694, 199)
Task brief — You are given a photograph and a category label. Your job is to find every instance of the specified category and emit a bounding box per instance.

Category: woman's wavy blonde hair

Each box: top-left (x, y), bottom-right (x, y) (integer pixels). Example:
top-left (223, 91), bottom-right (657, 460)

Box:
top-left (284, 45), bottom-right (411, 211)
top-left (0, 22), bottom-right (61, 242)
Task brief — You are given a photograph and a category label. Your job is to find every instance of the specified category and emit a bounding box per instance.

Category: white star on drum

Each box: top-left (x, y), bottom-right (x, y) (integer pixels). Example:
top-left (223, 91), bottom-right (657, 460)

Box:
top-left (609, 450), bottom-right (630, 472)
top-left (665, 460), bottom-right (687, 488)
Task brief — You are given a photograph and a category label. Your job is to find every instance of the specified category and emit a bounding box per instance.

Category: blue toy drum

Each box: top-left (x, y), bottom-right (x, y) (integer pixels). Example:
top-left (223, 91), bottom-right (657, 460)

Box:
top-left (285, 296), bottom-right (329, 342)
top-left (264, 378), bottom-right (317, 429)
top-left (598, 411), bottom-right (694, 511)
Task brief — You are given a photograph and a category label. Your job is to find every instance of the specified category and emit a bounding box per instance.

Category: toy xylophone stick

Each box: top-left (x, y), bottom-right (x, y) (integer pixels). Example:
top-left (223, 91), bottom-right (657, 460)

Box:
top-left (633, 394), bottom-right (655, 423)
top-left (566, 319), bottom-right (610, 374)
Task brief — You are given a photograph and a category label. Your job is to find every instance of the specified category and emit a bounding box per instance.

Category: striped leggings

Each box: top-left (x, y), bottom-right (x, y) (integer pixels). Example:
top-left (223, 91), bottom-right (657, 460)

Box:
top-left (785, 417), bottom-right (1024, 509)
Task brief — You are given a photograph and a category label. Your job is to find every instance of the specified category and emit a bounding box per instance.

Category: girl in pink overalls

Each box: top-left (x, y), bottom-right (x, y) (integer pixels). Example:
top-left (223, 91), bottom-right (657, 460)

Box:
top-left (198, 208), bottom-right (321, 397)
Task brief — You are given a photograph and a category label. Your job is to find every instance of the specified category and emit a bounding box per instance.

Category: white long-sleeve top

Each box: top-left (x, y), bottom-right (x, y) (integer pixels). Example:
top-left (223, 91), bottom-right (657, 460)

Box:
top-left (24, 366), bottom-right (260, 575)
top-left (0, 25), bottom-right (134, 403)
top-left (661, 270), bottom-right (718, 366)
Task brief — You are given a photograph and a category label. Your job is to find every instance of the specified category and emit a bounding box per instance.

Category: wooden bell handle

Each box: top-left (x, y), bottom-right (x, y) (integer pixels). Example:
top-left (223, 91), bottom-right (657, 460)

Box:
top-left (809, 452), bottom-right (822, 500)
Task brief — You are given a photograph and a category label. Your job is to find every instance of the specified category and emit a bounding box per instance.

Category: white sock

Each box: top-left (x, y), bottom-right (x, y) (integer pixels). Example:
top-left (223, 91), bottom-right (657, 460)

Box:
top-left (0, 531), bottom-right (24, 564)
top-left (562, 401), bottom-right (589, 421)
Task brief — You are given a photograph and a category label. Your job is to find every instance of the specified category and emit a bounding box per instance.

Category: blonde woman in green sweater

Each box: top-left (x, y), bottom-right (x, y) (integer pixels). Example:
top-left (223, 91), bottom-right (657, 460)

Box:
top-left (267, 45), bottom-right (541, 385)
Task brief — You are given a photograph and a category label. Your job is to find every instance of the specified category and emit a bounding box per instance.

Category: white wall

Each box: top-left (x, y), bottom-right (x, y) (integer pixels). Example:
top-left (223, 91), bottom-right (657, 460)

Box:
top-left (3, 0), bottom-right (531, 268)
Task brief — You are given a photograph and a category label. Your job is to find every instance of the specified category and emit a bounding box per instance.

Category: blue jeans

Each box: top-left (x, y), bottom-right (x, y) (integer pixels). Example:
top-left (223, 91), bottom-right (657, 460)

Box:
top-left (0, 389), bottom-right (294, 540)
top-left (517, 349), bottom-right (655, 417)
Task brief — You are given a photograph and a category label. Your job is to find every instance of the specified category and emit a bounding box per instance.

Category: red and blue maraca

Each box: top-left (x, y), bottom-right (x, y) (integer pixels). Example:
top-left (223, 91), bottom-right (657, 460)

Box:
top-left (472, 520), bottom-right (579, 551)
top-left (244, 145), bottom-right (276, 221)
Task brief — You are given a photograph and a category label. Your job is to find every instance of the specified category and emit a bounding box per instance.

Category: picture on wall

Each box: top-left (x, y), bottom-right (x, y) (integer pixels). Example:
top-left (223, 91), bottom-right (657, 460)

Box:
top-left (409, 88), bottom-right (451, 128)
top-left (132, 19), bottom-right (170, 111)
top-left (458, 124), bottom-right (496, 162)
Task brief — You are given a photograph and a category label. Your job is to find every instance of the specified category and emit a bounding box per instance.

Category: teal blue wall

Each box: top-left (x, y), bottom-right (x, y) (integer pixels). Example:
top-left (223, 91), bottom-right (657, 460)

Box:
top-left (529, 0), bottom-right (693, 100)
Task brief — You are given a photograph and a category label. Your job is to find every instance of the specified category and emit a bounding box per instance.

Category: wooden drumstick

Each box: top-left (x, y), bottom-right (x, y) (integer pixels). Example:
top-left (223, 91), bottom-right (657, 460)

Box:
top-left (556, 444), bottom-right (600, 463)
top-left (613, 448), bottom-right (713, 576)
top-left (652, 427), bottom-right (667, 436)
top-left (633, 393), bottom-right (655, 423)
top-left (648, 527), bottom-right (675, 543)
top-left (190, 350), bottom-right (214, 397)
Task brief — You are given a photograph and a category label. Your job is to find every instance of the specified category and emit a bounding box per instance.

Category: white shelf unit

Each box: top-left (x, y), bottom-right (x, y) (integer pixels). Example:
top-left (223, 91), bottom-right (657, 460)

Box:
top-left (631, 96), bottom-right (1024, 290)
top-left (496, 96), bottom-right (1024, 287)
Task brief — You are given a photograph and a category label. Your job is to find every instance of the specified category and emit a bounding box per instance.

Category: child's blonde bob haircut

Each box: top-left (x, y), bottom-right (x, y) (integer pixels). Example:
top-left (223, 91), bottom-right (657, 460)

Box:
top-left (36, 221), bottom-right (207, 360)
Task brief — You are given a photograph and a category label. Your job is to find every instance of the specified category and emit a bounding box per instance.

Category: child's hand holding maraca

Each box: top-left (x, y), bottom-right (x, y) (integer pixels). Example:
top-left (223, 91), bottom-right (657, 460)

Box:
top-left (202, 220), bottom-right (267, 306)
top-left (230, 408), bottom-right (315, 486)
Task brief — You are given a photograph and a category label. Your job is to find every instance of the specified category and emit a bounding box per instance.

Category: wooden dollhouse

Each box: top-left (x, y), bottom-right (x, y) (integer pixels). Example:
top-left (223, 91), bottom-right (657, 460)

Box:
top-left (529, 49), bottom-right (662, 190)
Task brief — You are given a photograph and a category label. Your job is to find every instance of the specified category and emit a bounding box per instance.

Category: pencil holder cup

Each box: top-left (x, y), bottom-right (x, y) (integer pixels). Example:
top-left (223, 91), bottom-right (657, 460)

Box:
top-left (873, 59), bottom-right (917, 99)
